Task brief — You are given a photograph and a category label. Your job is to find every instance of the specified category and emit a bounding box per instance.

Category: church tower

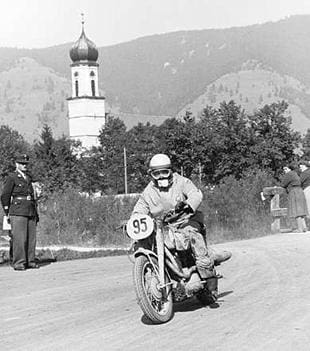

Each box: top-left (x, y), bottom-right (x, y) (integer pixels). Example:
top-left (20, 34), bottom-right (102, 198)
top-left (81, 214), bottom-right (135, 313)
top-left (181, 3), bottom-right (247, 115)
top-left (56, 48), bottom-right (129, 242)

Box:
top-left (67, 17), bottom-right (105, 148)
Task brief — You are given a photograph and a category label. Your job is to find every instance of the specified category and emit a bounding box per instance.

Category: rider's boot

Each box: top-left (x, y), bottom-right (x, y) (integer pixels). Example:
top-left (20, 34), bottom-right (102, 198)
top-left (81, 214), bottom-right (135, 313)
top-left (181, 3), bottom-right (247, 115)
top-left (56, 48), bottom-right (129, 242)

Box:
top-left (212, 249), bottom-right (232, 266)
top-left (198, 267), bottom-right (218, 303)
top-left (205, 275), bottom-right (218, 302)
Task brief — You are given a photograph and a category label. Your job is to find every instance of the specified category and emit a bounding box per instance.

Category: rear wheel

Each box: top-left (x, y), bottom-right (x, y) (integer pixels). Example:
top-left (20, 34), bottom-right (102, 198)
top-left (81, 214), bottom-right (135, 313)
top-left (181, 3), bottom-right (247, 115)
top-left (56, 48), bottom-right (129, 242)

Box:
top-left (133, 255), bottom-right (173, 324)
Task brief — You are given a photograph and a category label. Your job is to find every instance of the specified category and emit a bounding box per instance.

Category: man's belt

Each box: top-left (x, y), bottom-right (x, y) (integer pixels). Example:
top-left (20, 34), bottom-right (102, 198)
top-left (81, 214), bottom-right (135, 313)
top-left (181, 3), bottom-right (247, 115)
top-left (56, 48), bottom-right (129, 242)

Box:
top-left (13, 195), bottom-right (33, 201)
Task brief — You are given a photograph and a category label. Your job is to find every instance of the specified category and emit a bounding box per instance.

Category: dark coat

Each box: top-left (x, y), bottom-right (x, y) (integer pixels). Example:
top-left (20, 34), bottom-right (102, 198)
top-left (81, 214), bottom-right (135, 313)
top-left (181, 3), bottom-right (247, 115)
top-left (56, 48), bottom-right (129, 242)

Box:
top-left (280, 170), bottom-right (308, 218)
top-left (300, 168), bottom-right (310, 190)
top-left (1, 171), bottom-right (37, 217)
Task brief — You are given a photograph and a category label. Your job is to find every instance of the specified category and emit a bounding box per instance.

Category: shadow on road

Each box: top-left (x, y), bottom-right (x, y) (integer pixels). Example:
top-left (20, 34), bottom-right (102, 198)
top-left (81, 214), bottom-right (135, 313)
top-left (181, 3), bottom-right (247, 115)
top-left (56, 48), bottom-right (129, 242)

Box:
top-left (174, 297), bottom-right (205, 313)
top-left (140, 289), bottom-right (235, 324)
top-left (141, 315), bottom-right (156, 325)
top-left (36, 257), bottom-right (57, 268)
top-left (0, 257), bottom-right (56, 269)
top-left (218, 290), bottom-right (234, 299)
top-left (174, 290), bottom-right (234, 313)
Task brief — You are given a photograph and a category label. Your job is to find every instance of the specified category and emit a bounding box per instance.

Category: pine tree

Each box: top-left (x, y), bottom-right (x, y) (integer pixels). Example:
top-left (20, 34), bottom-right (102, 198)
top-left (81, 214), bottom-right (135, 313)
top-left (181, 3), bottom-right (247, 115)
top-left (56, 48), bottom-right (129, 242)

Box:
top-left (97, 114), bottom-right (127, 194)
top-left (0, 125), bottom-right (30, 179)
top-left (33, 125), bottom-right (80, 192)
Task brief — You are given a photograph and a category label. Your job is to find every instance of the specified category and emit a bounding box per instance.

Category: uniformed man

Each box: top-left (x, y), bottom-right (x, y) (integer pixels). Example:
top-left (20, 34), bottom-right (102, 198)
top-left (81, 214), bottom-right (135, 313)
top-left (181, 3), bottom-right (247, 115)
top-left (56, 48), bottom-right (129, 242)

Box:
top-left (1, 154), bottom-right (39, 270)
top-left (132, 153), bottom-right (231, 302)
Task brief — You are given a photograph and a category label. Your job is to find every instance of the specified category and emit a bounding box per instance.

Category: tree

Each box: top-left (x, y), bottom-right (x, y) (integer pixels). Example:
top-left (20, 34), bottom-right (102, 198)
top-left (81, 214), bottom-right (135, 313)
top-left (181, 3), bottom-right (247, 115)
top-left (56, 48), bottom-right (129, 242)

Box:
top-left (97, 114), bottom-right (127, 194)
top-left (157, 117), bottom-right (197, 177)
top-left (191, 100), bottom-right (299, 184)
top-left (196, 101), bottom-right (251, 184)
top-left (126, 122), bottom-right (159, 192)
top-left (0, 125), bottom-right (30, 179)
top-left (33, 125), bottom-right (81, 192)
top-left (77, 149), bottom-right (106, 193)
top-left (248, 101), bottom-right (301, 177)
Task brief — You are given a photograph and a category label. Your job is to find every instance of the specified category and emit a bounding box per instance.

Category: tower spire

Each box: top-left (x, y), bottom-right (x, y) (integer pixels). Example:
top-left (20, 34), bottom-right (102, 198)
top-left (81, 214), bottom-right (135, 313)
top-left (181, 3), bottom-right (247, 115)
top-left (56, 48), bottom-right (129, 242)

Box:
top-left (69, 12), bottom-right (98, 63)
top-left (67, 15), bottom-right (105, 149)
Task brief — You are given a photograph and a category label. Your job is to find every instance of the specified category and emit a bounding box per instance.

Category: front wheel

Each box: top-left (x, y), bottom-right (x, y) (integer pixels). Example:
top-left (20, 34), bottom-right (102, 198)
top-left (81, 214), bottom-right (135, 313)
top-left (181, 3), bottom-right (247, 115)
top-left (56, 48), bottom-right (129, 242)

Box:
top-left (133, 255), bottom-right (173, 324)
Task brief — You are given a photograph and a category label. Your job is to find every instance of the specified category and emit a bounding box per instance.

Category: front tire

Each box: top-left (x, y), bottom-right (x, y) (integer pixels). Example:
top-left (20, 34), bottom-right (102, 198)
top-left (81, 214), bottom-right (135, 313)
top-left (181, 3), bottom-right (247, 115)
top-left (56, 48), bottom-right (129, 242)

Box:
top-left (133, 255), bottom-right (173, 324)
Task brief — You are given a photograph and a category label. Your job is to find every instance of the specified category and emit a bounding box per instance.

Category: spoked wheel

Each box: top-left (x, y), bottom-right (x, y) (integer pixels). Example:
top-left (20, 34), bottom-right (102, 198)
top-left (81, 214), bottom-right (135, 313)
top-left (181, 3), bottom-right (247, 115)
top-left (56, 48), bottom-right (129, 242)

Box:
top-left (133, 255), bottom-right (173, 324)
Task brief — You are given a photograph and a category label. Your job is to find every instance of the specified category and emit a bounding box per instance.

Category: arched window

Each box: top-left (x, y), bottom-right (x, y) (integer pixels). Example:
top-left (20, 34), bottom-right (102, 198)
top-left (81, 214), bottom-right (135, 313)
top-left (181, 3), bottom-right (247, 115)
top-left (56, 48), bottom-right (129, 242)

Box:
top-left (90, 71), bottom-right (95, 77)
top-left (75, 80), bottom-right (79, 97)
top-left (74, 72), bottom-right (79, 77)
top-left (91, 80), bottom-right (95, 97)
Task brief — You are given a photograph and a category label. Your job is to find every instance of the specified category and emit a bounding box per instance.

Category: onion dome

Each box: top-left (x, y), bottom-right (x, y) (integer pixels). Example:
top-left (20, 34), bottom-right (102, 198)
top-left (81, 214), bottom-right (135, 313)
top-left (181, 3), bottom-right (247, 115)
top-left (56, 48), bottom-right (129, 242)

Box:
top-left (70, 21), bottom-right (98, 63)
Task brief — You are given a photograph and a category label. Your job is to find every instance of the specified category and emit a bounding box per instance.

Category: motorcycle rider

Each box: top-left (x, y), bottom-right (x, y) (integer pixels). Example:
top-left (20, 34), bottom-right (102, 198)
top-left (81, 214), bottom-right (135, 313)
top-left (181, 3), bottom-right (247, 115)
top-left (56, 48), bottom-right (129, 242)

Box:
top-left (132, 153), bottom-right (231, 302)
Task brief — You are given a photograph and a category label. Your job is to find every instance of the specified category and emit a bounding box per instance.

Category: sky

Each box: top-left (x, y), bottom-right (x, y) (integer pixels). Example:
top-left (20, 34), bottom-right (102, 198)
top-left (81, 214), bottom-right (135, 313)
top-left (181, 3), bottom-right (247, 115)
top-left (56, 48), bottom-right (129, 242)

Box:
top-left (1, 0), bottom-right (310, 49)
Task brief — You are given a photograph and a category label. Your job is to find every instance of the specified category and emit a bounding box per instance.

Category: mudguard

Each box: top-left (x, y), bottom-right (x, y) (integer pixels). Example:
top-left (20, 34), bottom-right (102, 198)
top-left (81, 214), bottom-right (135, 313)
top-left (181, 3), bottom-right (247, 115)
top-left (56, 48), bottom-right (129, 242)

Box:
top-left (134, 247), bottom-right (158, 260)
top-left (134, 247), bottom-right (173, 282)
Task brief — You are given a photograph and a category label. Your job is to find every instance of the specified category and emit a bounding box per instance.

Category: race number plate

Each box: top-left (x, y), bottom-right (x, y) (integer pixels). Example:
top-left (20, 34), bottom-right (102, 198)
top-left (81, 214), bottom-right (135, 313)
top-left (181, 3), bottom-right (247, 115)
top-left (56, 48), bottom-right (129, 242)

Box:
top-left (126, 214), bottom-right (154, 240)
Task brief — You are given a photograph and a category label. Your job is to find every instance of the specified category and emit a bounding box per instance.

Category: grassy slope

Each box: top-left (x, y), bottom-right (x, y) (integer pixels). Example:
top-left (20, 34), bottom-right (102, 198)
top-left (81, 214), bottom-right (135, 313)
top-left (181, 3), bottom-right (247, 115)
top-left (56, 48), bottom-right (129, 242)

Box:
top-left (177, 62), bottom-right (310, 134)
top-left (0, 57), bottom-right (70, 141)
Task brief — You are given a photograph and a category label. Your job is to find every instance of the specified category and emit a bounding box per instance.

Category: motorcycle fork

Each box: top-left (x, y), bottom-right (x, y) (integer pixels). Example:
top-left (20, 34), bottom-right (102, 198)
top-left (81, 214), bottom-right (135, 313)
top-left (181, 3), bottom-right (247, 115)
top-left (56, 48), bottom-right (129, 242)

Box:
top-left (155, 220), bottom-right (171, 296)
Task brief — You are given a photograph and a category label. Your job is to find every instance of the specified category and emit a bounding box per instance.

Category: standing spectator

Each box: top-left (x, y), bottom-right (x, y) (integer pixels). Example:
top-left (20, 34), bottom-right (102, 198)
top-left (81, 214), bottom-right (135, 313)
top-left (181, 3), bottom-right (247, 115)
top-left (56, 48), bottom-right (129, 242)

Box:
top-left (281, 163), bottom-right (308, 233)
top-left (299, 160), bottom-right (310, 218)
top-left (0, 154), bottom-right (39, 271)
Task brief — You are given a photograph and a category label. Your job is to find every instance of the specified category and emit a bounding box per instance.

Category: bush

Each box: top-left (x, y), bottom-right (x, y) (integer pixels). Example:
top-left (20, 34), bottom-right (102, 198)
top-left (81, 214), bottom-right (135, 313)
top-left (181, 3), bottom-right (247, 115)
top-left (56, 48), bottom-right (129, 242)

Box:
top-left (201, 169), bottom-right (276, 243)
top-left (37, 188), bottom-right (137, 247)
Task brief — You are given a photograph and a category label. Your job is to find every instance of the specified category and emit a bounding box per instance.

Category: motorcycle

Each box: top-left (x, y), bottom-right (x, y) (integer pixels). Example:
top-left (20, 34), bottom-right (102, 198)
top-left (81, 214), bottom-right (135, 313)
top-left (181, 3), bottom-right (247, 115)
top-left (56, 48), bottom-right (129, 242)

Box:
top-left (125, 208), bottom-right (225, 324)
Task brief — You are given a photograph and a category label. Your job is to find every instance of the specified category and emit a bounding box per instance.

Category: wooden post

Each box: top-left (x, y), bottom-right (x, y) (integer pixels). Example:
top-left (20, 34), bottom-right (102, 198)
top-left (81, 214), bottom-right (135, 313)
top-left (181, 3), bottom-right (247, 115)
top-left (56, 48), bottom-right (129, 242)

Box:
top-left (124, 147), bottom-right (128, 194)
top-left (263, 186), bottom-right (288, 233)
top-left (270, 193), bottom-right (281, 233)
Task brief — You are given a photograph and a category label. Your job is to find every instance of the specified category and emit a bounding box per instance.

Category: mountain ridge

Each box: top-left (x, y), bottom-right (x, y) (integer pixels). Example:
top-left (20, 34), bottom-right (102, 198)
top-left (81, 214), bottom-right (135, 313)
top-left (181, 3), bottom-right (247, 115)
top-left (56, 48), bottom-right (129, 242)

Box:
top-left (0, 15), bottom-right (310, 140)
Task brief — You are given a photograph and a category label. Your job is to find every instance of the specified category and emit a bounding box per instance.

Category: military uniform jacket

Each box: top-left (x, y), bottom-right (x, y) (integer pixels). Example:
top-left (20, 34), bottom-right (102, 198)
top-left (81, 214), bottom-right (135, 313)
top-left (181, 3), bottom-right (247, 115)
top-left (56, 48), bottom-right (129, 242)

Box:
top-left (1, 171), bottom-right (37, 217)
top-left (133, 173), bottom-right (203, 217)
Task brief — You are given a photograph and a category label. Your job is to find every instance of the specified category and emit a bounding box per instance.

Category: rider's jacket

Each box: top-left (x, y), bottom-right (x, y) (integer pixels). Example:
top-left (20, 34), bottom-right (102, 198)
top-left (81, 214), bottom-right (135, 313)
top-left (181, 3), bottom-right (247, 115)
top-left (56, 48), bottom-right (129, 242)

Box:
top-left (133, 172), bottom-right (203, 217)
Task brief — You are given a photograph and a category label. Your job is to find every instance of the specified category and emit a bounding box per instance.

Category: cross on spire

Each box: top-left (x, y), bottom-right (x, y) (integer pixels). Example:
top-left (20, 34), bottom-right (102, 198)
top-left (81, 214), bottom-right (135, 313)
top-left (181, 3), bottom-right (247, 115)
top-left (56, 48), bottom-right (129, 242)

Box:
top-left (81, 12), bottom-right (85, 28)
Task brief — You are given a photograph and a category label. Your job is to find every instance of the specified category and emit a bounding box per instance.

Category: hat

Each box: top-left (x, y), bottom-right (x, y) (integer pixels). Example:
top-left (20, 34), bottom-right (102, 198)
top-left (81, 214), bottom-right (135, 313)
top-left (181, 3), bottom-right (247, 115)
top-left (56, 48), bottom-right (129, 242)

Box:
top-left (15, 153), bottom-right (30, 164)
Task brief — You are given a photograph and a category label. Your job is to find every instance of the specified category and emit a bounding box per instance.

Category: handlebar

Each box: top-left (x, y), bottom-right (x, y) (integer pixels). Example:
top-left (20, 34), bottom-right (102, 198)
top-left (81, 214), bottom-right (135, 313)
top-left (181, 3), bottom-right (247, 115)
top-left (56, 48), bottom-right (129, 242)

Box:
top-left (163, 209), bottom-right (191, 225)
top-left (118, 207), bottom-right (192, 231)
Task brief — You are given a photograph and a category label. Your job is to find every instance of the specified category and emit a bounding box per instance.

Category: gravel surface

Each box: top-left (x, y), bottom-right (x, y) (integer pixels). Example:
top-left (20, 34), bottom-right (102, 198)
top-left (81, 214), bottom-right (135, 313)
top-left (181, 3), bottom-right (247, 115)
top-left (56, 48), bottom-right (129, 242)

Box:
top-left (1, 233), bottom-right (310, 351)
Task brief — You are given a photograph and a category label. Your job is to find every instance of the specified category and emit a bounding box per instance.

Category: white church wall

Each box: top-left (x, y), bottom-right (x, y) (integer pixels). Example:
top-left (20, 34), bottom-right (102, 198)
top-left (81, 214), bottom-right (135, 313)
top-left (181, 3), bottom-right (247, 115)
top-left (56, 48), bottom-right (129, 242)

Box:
top-left (68, 98), bottom-right (105, 116)
top-left (69, 116), bottom-right (105, 136)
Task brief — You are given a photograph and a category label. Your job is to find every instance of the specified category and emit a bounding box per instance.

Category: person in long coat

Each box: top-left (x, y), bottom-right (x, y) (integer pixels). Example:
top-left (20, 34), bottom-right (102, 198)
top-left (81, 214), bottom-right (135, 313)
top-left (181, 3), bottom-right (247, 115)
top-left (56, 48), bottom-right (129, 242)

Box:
top-left (299, 160), bottom-right (310, 218)
top-left (281, 163), bottom-right (308, 232)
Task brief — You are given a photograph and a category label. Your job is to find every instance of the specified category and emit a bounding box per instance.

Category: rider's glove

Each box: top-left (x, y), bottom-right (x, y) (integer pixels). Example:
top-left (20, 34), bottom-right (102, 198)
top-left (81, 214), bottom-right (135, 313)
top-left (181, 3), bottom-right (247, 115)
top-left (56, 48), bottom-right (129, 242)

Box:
top-left (175, 201), bottom-right (193, 214)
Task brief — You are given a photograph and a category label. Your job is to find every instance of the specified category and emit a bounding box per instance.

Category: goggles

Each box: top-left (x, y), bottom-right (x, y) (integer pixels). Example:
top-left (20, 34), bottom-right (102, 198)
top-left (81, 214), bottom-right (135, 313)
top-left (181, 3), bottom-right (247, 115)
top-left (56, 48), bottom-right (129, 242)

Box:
top-left (150, 168), bottom-right (171, 180)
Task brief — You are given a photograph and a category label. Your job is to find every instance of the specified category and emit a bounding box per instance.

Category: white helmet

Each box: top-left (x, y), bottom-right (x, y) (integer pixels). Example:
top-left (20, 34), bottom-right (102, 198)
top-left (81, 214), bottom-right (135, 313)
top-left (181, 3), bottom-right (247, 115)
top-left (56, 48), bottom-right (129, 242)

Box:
top-left (149, 154), bottom-right (171, 170)
top-left (149, 154), bottom-right (172, 189)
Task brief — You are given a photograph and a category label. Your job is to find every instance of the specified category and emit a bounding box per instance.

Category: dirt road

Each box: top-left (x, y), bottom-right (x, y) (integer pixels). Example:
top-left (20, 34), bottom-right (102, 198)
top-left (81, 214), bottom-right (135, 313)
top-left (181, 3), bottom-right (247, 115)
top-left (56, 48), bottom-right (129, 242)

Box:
top-left (1, 233), bottom-right (310, 351)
